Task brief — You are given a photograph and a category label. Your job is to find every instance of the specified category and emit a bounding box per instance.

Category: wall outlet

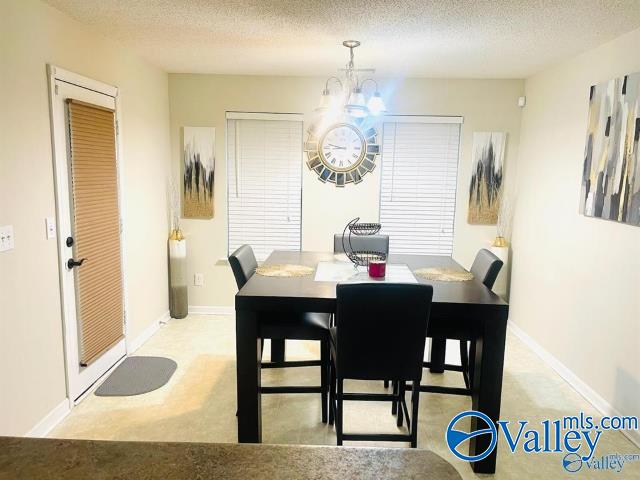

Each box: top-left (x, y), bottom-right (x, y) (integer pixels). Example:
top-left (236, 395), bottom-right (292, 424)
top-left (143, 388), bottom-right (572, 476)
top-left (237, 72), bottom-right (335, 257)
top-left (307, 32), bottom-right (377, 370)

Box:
top-left (45, 217), bottom-right (56, 239)
top-left (194, 273), bottom-right (204, 286)
top-left (0, 225), bottom-right (15, 252)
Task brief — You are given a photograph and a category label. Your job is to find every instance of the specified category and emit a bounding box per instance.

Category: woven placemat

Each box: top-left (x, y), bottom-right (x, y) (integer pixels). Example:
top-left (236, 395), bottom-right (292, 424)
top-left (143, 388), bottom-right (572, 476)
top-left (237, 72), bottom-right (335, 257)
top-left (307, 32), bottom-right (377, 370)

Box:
top-left (414, 267), bottom-right (474, 282)
top-left (255, 264), bottom-right (315, 277)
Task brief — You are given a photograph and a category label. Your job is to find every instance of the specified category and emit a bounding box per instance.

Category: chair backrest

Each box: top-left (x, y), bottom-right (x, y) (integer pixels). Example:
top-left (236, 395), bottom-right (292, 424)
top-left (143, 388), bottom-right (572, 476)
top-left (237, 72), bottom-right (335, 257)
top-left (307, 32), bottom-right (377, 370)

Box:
top-left (470, 249), bottom-right (503, 289)
top-left (333, 234), bottom-right (390, 254)
top-left (228, 244), bottom-right (258, 290)
top-left (334, 282), bottom-right (433, 382)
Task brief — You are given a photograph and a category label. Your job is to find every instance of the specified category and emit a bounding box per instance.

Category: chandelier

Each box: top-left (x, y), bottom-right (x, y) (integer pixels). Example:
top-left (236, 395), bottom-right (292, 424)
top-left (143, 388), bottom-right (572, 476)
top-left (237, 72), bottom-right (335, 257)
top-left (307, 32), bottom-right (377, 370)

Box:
top-left (316, 40), bottom-right (387, 118)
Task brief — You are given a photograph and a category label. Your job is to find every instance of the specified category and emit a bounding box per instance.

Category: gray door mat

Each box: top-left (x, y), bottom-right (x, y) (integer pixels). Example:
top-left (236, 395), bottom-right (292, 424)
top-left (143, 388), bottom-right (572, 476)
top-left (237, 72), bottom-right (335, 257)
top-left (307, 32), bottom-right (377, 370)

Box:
top-left (95, 356), bottom-right (177, 397)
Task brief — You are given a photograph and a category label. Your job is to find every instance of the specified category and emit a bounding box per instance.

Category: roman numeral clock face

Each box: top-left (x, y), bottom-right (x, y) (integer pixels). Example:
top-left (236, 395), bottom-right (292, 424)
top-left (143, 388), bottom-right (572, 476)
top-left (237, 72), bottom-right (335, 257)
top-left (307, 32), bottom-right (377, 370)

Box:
top-left (305, 122), bottom-right (380, 187)
top-left (322, 125), bottom-right (363, 170)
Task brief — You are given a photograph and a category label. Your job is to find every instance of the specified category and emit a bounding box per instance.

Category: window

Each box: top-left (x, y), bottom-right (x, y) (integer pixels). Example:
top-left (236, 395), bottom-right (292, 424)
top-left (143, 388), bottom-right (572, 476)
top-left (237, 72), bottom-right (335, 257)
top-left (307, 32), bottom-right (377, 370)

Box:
top-left (227, 112), bottom-right (303, 260)
top-left (379, 116), bottom-right (462, 255)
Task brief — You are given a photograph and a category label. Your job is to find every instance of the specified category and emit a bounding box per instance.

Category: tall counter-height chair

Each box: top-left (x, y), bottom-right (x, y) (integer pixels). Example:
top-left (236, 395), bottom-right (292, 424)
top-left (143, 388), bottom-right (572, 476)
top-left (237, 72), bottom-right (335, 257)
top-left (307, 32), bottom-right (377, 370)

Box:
top-left (229, 245), bottom-right (331, 423)
top-left (333, 234), bottom-right (389, 255)
top-left (330, 282), bottom-right (433, 448)
top-left (334, 233), bottom-right (392, 387)
top-left (422, 248), bottom-right (503, 395)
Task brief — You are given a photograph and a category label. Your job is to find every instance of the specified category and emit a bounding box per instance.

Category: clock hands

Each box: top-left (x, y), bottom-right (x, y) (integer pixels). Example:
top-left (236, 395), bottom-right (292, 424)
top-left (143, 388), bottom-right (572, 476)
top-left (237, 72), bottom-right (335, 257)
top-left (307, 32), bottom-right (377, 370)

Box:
top-left (326, 143), bottom-right (347, 150)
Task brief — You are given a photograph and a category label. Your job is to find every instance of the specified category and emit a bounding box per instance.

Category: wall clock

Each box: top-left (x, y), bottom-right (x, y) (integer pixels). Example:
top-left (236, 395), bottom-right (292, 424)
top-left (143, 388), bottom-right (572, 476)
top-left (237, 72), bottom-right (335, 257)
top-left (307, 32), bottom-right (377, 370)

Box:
top-left (304, 121), bottom-right (380, 187)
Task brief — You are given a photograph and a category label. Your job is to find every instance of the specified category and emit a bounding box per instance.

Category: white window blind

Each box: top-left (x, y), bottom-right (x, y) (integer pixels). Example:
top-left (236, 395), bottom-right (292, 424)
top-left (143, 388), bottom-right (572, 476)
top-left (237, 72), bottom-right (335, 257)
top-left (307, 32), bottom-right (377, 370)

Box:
top-left (380, 117), bottom-right (462, 255)
top-left (227, 114), bottom-right (303, 260)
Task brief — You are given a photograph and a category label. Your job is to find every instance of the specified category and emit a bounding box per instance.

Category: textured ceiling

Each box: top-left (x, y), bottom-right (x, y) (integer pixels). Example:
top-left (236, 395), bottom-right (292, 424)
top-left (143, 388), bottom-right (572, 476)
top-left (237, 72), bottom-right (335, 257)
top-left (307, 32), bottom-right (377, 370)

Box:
top-left (45, 0), bottom-right (640, 78)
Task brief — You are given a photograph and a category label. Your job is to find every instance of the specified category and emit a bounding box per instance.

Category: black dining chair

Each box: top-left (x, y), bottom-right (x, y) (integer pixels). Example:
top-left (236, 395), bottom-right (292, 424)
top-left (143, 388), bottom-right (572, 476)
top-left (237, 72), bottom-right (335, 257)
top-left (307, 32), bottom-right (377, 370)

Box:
top-left (229, 245), bottom-right (331, 423)
top-left (422, 248), bottom-right (503, 396)
top-left (333, 233), bottom-right (392, 386)
top-left (329, 282), bottom-right (433, 447)
top-left (333, 234), bottom-right (389, 255)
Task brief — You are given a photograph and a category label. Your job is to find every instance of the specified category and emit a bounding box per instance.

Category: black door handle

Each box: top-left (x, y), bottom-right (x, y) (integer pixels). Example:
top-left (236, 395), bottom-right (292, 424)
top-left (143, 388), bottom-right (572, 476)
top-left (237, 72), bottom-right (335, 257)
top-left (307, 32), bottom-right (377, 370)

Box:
top-left (67, 257), bottom-right (86, 269)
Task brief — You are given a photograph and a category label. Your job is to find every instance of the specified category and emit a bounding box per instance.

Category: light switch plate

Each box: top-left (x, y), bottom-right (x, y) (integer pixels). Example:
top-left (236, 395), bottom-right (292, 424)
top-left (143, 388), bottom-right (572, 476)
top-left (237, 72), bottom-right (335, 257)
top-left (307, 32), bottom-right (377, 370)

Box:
top-left (45, 217), bottom-right (56, 239)
top-left (194, 273), bottom-right (204, 286)
top-left (0, 225), bottom-right (15, 252)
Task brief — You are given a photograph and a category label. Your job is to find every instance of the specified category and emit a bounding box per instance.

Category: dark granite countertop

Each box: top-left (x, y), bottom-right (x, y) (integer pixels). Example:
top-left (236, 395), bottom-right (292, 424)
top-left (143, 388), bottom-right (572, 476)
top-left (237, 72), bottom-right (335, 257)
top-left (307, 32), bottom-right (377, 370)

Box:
top-left (0, 436), bottom-right (462, 480)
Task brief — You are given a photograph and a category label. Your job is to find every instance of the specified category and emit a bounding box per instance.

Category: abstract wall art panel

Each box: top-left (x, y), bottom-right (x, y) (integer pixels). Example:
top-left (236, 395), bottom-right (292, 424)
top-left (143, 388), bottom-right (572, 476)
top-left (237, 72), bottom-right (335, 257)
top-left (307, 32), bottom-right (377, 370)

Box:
top-left (468, 132), bottom-right (506, 225)
top-left (183, 127), bottom-right (215, 219)
top-left (581, 72), bottom-right (640, 227)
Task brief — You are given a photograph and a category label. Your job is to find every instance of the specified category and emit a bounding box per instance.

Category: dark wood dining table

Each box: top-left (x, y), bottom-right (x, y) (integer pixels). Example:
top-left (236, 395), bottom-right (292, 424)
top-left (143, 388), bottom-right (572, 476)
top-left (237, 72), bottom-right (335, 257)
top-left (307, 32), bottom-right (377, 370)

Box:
top-left (235, 251), bottom-right (509, 474)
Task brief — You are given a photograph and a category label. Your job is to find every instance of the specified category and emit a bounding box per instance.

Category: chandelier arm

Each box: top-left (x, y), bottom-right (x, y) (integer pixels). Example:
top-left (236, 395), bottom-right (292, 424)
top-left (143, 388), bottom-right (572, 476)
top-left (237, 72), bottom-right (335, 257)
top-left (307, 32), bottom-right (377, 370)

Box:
top-left (359, 78), bottom-right (379, 92)
top-left (324, 76), bottom-right (343, 92)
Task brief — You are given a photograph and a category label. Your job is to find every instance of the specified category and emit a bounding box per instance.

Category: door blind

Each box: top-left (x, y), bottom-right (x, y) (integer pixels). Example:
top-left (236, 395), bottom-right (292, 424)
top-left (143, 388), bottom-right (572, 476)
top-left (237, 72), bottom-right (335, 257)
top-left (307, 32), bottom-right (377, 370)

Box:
top-left (227, 115), bottom-right (303, 260)
top-left (380, 118), bottom-right (461, 255)
top-left (67, 99), bottom-right (124, 365)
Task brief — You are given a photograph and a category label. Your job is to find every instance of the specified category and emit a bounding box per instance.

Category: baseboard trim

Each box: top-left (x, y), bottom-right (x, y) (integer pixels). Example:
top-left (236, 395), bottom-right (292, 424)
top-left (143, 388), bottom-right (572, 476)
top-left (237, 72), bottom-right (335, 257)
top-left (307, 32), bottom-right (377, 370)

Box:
top-left (25, 311), bottom-right (169, 438)
top-left (126, 310), bottom-right (170, 354)
top-left (189, 305), bottom-right (234, 315)
top-left (25, 399), bottom-right (70, 438)
top-left (508, 321), bottom-right (640, 448)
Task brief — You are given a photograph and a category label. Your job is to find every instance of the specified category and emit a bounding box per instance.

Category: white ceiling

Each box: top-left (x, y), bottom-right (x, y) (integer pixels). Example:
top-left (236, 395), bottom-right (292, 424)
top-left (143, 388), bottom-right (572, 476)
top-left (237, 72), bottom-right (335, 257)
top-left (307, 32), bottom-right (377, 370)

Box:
top-left (46, 0), bottom-right (640, 78)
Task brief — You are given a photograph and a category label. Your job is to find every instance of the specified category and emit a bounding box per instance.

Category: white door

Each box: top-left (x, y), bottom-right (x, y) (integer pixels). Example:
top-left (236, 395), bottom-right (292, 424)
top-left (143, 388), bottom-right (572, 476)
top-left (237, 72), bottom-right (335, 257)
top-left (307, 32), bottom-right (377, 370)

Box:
top-left (50, 69), bottom-right (127, 401)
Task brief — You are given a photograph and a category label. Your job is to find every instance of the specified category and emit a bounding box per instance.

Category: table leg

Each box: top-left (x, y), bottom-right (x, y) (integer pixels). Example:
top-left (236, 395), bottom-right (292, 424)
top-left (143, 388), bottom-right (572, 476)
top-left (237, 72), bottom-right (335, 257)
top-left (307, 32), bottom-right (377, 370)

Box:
top-left (429, 337), bottom-right (446, 373)
top-left (271, 339), bottom-right (285, 363)
top-left (469, 318), bottom-right (507, 474)
top-left (236, 308), bottom-right (262, 443)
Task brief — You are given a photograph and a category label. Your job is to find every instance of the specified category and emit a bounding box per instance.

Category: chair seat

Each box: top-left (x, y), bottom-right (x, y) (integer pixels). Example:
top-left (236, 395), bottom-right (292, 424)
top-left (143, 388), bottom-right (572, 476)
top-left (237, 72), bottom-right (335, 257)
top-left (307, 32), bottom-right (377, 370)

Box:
top-left (260, 312), bottom-right (331, 341)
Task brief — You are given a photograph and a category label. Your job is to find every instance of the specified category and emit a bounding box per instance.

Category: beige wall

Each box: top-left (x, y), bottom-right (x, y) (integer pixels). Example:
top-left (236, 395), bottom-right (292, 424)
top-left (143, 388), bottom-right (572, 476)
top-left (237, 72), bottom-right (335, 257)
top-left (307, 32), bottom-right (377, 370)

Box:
top-left (168, 74), bottom-right (524, 307)
top-left (510, 28), bottom-right (640, 420)
top-left (0, 0), bottom-right (171, 435)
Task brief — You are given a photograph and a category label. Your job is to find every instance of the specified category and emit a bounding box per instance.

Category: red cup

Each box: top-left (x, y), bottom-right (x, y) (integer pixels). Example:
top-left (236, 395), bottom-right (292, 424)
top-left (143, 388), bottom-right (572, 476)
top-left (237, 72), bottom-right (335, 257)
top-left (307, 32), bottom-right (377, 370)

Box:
top-left (368, 260), bottom-right (386, 278)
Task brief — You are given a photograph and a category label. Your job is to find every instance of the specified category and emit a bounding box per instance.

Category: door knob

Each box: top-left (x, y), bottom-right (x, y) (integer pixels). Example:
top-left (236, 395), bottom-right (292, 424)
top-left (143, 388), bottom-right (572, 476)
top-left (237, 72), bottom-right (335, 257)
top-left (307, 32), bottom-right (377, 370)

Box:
top-left (67, 257), bottom-right (86, 269)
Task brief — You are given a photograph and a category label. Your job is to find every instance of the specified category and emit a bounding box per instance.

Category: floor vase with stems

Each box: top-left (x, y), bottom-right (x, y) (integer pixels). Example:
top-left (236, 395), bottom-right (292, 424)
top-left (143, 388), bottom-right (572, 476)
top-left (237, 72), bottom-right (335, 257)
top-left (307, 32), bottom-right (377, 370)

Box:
top-left (169, 229), bottom-right (188, 319)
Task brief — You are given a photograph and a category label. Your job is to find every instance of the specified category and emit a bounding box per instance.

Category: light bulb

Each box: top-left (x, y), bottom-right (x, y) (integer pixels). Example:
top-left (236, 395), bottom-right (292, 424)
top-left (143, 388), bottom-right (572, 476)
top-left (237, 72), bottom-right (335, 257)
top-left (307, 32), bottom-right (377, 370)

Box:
top-left (367, 92), bottom-right (387, 116)
top-left (348, 88), bottom-right (366, 107)
top-left (316, 89), bottom-right (333, 111)
top-left (345, 87), bottom-right (368, 117)
top-left (346, 106), bottom-right (368, 118)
